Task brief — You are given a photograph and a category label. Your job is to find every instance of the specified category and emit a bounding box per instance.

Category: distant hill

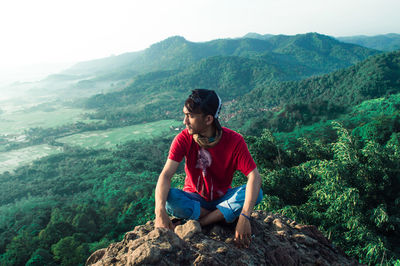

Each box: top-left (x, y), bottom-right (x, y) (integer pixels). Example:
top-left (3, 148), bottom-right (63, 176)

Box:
top-left (265, 33), bottom-right (378, 71)
top-left (63, 33), bottom-right (378, 80)
top-left (242, 50), bottom-right (399, 104)
top-left (61, 50), bottom-right (143, 77)
top-left (244, 32), bottom-right (400, 52)
top-left (226, 50), bottom-right (400, 133)
top-left (242, 32), bottom-right (275, 40)
top-left (336, 33), bottom-right (400, 51)
top-left (62, 36), bottom-right (273, 77)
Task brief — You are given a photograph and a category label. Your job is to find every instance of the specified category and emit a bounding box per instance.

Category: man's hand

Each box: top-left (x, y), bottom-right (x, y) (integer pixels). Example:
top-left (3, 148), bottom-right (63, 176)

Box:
top-left (234, 214), bottom-right (252, 248)
top-left (154, 209), bottom-right (174, 230)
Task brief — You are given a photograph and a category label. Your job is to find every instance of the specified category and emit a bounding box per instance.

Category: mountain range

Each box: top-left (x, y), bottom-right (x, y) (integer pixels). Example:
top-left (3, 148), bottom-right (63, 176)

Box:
top-left (336, 33), bottom-right (400, 51)
top-left (243, 32), bottom-right (400, 52)
top-left (75, 32), bottom-right (383, 128)
top-left (10, 32), bottom-right (398, 135)
top-left (62, 32), bottom-right (380, 79)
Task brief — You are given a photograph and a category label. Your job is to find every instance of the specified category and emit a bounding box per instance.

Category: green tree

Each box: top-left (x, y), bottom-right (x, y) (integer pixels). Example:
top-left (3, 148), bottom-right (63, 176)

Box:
top-left (26, 248), bottom-right (56, 266)
top-left (51, 235), bottom-right (89, 266)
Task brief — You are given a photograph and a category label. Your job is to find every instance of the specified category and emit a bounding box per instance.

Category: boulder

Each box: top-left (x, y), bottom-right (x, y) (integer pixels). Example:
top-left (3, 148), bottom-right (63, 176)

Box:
top-left (86, 211), bottom-right (362, 265)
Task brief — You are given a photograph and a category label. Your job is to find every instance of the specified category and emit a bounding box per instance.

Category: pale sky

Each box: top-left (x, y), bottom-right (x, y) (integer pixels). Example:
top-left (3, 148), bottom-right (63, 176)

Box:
top-left (0, 0), bottom-right (399, 71)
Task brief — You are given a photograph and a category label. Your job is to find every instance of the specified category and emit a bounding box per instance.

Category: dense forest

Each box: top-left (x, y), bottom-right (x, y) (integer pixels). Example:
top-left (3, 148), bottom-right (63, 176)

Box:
top-left (0, 33), bottom-right (399, 265)
top-left (226, 51), bottom-right (400, 134)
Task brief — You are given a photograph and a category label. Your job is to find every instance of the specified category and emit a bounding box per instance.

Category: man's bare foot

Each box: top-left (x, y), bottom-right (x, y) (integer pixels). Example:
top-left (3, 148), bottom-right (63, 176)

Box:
top-left (199, 209), bottom-right (225, 226)
top-left (171, 218), bottom-right (184, 227)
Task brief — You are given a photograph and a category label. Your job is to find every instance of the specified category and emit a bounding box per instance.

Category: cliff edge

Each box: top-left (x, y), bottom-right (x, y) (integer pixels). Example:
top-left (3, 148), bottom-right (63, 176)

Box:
top-left (86, 211), bottom-right (361, 265)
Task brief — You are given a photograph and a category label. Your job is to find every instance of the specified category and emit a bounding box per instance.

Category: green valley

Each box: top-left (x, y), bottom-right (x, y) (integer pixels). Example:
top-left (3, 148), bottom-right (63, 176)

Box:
top-left (57, 120), bottom-right (181, 150)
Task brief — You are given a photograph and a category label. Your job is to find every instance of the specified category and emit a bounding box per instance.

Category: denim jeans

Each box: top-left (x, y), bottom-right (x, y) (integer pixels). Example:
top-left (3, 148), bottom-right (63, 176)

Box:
top-left (165, 185), bottom-right (263, 223)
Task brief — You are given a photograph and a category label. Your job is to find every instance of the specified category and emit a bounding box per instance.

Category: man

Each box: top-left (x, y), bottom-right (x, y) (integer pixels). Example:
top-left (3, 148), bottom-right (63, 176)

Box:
top-left (154, 89), bottom-right (262, 248)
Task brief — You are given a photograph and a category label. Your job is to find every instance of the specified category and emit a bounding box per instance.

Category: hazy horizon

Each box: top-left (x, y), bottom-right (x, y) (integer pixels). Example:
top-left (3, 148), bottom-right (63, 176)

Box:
top-left (1, 0), bottom-right (399, 72)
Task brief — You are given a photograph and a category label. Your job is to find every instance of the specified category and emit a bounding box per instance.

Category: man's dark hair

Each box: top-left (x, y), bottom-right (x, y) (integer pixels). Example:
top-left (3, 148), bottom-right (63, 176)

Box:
top-left (185, 89), bottom-right (222, 130)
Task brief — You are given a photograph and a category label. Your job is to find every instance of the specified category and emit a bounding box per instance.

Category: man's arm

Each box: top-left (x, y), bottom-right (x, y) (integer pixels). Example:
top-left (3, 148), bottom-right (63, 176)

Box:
top-left (234, 168), bottom-right (262, 248)
top-left (154, 159), bottom-right (180, 230)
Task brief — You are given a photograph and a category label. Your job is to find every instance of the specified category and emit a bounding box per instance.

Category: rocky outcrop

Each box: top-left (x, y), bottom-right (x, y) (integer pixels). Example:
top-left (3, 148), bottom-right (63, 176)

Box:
top-left (86, 211), bottom-right (361, 265)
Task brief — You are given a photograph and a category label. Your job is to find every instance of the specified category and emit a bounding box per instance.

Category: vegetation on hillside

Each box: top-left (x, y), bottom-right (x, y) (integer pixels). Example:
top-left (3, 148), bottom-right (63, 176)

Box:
top-left (0, 137), bottom-right (174, 265)
top-left (226, 51), bottom-right (400, 135)
top-left (256, 125), bottom-right (400, 265)
top-left (1, 94), bottom-right (399, 265)
top-left (247, 96), bottom-right (400, 264)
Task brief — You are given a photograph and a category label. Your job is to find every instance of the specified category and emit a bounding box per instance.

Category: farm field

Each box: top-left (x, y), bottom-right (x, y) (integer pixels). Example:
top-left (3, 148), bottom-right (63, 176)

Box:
top-left (0, 105), bottom-right (99, 136)
top-left (56, 119), bottom-right (181, 149)
top-left (0, 119), bottom-right (181, 173)
top-left (0, 144), bottom-right (63, 174)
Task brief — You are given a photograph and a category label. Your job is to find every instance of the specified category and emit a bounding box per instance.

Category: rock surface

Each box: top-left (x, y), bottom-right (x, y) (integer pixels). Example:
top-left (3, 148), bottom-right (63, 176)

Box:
top-left (86, 211), bottom-right (362, 266)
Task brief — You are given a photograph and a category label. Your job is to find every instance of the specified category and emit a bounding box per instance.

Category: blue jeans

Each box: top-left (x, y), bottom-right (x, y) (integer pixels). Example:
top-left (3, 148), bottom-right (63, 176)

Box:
top-left (165, 185), bottom-right (263, 223)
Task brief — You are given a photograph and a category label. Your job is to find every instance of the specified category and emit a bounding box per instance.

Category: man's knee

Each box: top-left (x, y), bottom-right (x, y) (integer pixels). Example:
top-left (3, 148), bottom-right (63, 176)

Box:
top-left (165, 188), bottom-right (200, 220)
top-left (165, 188), bottom-right (183, 216)
top-left (217, 186), bottom-right (263, 222)
top-left (235, 185), bottom-right (263, 204)
top-left (166, 188), bottom-right (181, 202)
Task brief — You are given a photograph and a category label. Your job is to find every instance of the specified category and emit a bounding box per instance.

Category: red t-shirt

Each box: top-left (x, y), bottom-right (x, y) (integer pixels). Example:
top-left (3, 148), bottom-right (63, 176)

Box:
top-left (168, 127), bottom-right (256, 201)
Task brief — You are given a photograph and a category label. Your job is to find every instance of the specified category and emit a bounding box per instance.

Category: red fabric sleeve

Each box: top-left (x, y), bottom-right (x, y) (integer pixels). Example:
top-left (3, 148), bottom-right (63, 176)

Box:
top-left (236, 137), bottom-right (257, 176)
top-left (168, 131), bottom-right (189, 163)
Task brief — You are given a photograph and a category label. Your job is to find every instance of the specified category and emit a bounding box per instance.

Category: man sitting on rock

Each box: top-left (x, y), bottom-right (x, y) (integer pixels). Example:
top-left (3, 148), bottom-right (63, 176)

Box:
top-left (154, 89), bottom-right (263, 248)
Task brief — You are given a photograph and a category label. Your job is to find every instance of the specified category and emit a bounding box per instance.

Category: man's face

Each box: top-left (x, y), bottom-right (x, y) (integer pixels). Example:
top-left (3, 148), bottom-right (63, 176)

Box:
top-left (183, 106), bottom-right (210, 135)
